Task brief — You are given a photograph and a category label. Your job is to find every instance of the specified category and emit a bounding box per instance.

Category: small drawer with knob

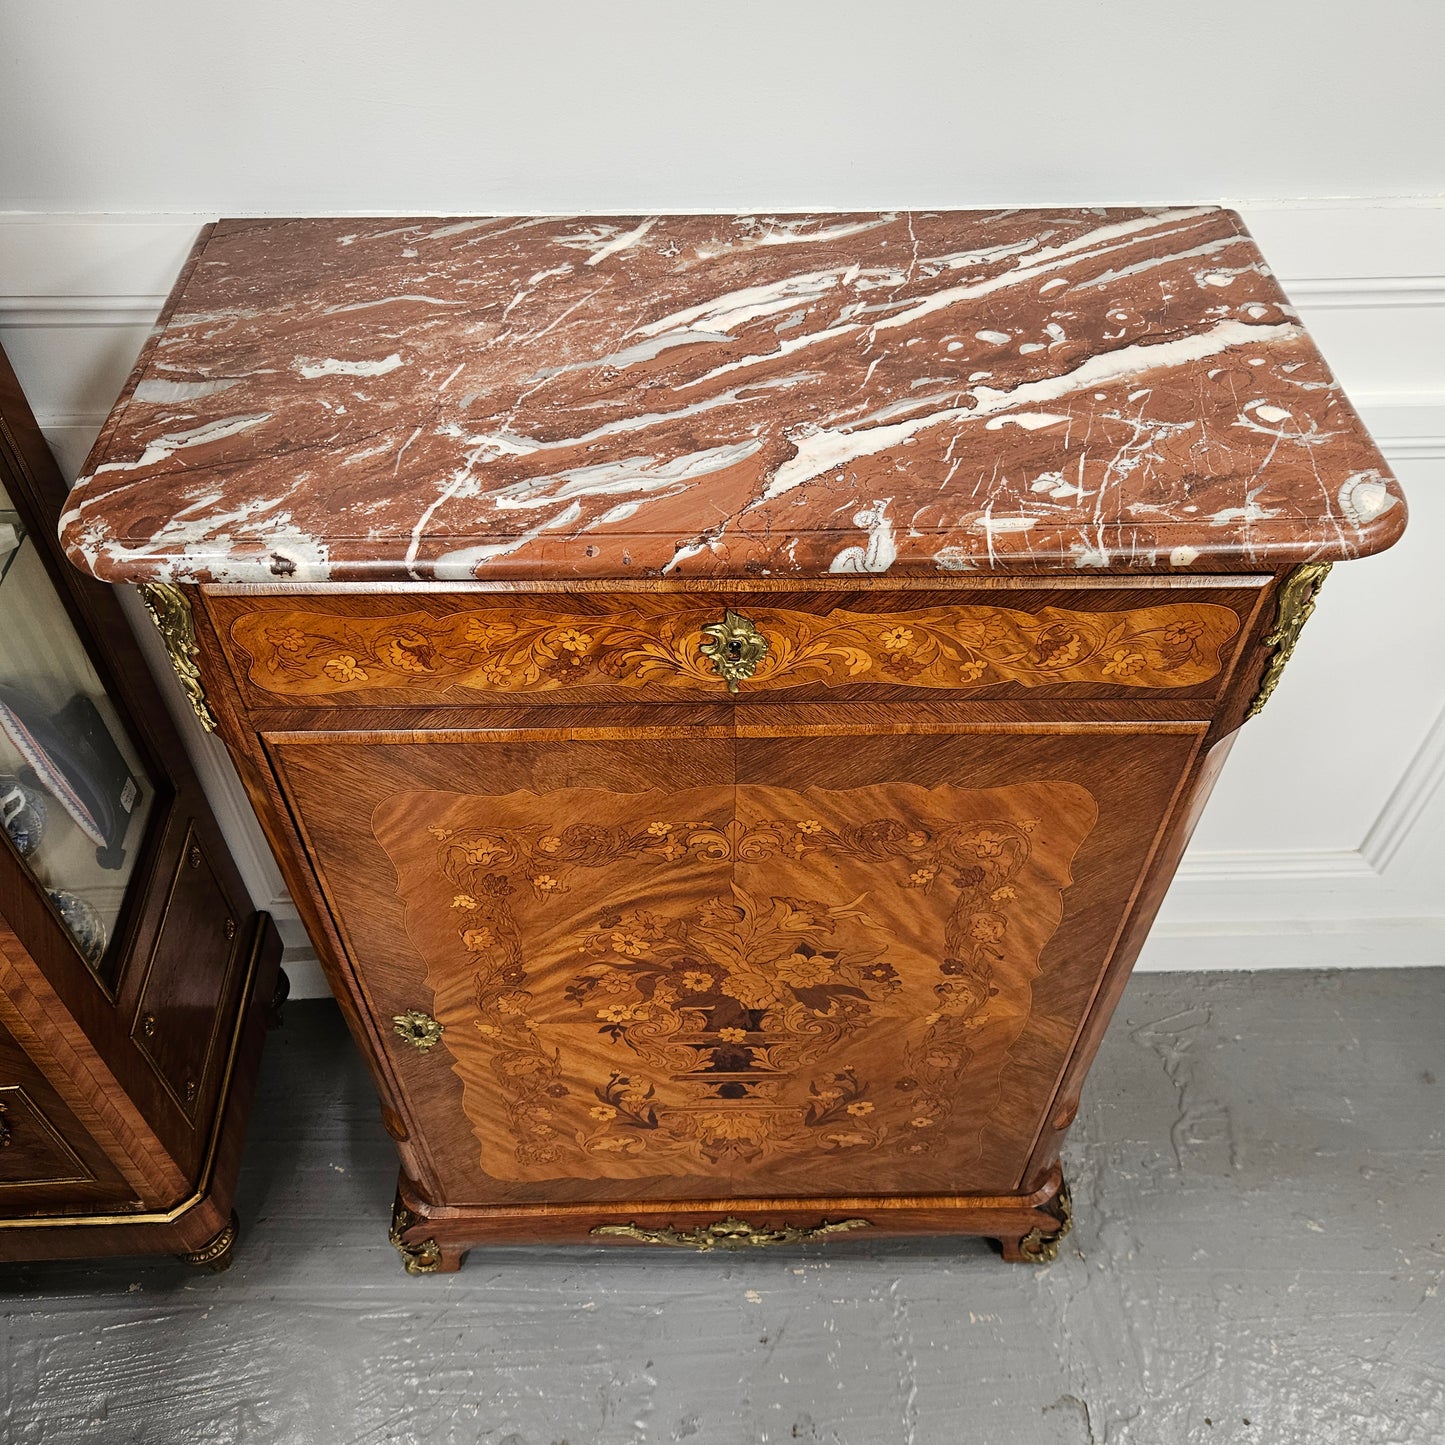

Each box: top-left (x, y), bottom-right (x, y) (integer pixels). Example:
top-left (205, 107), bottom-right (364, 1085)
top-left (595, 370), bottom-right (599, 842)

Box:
top-left (208, 582), bottom-right (1263, 712)
top-left (130, 826), bottom-right (244, 1122)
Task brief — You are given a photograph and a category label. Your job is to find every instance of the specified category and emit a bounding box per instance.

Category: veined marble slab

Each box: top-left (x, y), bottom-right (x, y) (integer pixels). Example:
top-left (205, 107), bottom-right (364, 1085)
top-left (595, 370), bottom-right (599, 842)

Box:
top-left (60, 209), bottom-right (1405, 583)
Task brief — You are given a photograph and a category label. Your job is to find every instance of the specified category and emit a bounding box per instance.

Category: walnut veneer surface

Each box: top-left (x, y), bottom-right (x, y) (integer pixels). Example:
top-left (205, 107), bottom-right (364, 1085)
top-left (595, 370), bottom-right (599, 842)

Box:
top-left (61, 210), bottom-right (1405, 1270)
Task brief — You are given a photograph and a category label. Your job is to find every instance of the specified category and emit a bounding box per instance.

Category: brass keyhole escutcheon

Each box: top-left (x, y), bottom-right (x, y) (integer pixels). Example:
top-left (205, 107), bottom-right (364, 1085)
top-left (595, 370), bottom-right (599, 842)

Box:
top-left (699, 609), bottom-right (769, 693)
top-left (392, 1010), bottom-right (445, 1053)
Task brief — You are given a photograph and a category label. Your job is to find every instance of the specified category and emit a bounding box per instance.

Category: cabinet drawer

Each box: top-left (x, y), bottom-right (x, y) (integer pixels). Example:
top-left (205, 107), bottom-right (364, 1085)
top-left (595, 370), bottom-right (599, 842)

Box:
top-left (212, 584), bottom-right (1262, 711)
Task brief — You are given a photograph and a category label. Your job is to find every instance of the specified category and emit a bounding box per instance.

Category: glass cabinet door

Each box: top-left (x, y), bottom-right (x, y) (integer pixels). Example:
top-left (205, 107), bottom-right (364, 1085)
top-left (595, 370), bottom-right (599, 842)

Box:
top-left (0, 478), bottom-right (155, 973)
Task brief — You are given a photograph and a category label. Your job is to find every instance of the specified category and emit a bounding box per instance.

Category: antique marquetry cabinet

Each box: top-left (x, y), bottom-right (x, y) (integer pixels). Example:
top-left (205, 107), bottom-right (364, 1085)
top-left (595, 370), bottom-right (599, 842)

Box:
top-left (0, 341), bottom-right (283, 1269)
top-left (60, 210), bottom-right (1405, 1270)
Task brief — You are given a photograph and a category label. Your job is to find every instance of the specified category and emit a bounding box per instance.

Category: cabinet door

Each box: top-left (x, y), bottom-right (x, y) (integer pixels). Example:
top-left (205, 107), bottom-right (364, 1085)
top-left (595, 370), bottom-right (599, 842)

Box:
top-left (271, 720), bottom-right (1201, 1206)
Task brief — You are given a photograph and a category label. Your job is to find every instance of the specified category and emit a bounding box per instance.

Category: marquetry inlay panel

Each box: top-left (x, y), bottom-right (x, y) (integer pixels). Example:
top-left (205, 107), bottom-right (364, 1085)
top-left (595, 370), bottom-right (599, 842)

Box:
top-left (368, 780), bottom-right (1098, 1193)
top-left (231, 600), bottom-right (1239, 700)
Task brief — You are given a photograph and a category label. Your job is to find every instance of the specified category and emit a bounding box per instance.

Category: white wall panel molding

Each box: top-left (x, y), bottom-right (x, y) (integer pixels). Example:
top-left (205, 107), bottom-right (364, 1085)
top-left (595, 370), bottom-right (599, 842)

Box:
top-left (0, 298), bottom-right (165, 328)
top-left (1360, 703), bottom-right (1445, 875)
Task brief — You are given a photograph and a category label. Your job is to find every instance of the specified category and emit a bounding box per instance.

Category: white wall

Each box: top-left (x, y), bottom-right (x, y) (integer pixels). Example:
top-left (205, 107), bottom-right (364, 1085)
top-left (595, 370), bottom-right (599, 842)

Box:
top-left (2, 2), bottom-right (1441, 990)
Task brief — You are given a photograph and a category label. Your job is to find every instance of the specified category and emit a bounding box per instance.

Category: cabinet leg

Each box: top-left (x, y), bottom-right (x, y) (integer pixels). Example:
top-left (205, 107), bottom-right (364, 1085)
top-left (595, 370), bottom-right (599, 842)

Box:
top-left (178, 1210), bottom-right (239, 1272)
top-left (990, 1180), bottom-right (1074, 1264)
top-left (388, 1195), bottom-right (466, 1275)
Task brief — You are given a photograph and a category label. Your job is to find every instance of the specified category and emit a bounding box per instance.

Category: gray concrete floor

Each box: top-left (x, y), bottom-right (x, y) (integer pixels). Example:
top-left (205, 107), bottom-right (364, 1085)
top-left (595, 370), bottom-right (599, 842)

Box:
top-left (1, 969), bottom-right (1442, 1445)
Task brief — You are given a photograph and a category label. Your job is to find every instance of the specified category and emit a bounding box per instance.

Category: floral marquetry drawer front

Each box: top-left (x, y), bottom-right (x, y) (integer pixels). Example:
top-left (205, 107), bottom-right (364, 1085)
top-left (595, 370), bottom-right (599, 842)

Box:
top-left (226, 597), bottom-right (1241, 704)
top-left (367, 780), bottom-right (1098, 1198)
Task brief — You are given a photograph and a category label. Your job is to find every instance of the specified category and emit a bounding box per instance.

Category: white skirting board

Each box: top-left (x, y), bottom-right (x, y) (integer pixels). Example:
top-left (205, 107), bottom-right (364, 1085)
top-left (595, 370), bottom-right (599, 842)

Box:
top-left (3, 201), bottom-right (1442, 990)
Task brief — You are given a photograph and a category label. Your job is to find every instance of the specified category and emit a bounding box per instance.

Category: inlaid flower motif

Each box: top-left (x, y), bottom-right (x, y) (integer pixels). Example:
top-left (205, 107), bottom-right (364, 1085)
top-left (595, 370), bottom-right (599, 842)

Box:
top-left (682, 971), bottom-right (716, 992)
top-left (825, 1132), bottom-right (871, 1148)
top-left (532, 874), bottom-right (560, 892)
top-left (268, 627), bottom-right (307, 652)
top-left (718, 1027), bottom-right (748, 1043)
top-left (465, 841), bottom-right (504, 864)
top-left (480, 659), bottom-right (513, 684)
top-left (990, 885), bottom-right (1016, 901)
top-left (1037, 631), bottom-right (1083, 667)
top-left (1162, 620), bottom-right (1204, 646)
top-left (461, 927), bottom-right (495, 951)
top-left (464, 619), bottom-right (512, 646)
top-left (845, 1100), bottom-right (874, 1116)
top-left (814, 1088), bottom-right (843, 1103)
top-left (589, 1105), bottom-right (617, 1121)
top-left (880, 626), bottom-right (915, 652)
top-left (909, 1116), bottom-right (936, 1129)
top-left (555, 628), bottom-right (593, 653)
top-left (592, 1135), bottom-right (642, 1153)
top-left (776, 951), bottom-right (836, 988)
top-left (906, 831), bottom-right (929, 848)
top-left (973, 831), bottom-right (1006, 858)
top-left (452, 893), bottom-right (478, 910)
top-left (596, 1003), bottom-right (634, 1023)
top-left (720, 972), bottom-right (778, 1009)
top-left (957, 660), bottom-right (987, 682)
top-left (909, 867), bottom-right (936, 886)
top-left (378, 631), bottom-right (432, 671)
top-left (646, 821), bottom-right (672, 836)
top-left (536, 835), bottom-right (561, 853)
top-left (1102, 648), bottom-right (1146, 677)
top-left (323, 654), bottom-right (367, 681)
top-left (610, 932), bottom-right (651, 957)
top-left (475, 1022), bottom-right (499, 1037)
top-left (796, 819), bottom-right (823, 835)
top-left (970, 913), bottom-right (1006, 943)
top-left (496, 992), bottom-right (529, 1015)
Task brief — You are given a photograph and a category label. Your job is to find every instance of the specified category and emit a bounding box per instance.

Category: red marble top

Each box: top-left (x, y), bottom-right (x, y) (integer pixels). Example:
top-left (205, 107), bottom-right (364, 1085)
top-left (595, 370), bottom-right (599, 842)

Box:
top-left (61, 209), bottom-right (1405, 584)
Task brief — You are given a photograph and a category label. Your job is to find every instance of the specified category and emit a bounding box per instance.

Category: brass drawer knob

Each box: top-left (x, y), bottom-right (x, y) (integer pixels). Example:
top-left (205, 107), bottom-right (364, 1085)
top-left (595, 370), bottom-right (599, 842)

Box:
top-left (141, 1013), bottom-right (157, 1038)
top-left (699, 609), bottom-right (768, 693)
top-left (591, 1216), bottom-right (870, 1251)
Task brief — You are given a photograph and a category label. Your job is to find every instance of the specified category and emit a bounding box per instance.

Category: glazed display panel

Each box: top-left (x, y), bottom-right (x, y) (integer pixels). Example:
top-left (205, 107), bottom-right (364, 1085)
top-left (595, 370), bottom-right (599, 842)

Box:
top-left (271, 722), bottom-right (1202, 1206)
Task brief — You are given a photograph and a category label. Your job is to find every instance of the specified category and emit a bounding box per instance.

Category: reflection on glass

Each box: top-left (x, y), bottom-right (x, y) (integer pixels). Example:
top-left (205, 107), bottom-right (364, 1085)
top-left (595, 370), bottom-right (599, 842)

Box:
top-left (0, 481), bottom-right (155, 971)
